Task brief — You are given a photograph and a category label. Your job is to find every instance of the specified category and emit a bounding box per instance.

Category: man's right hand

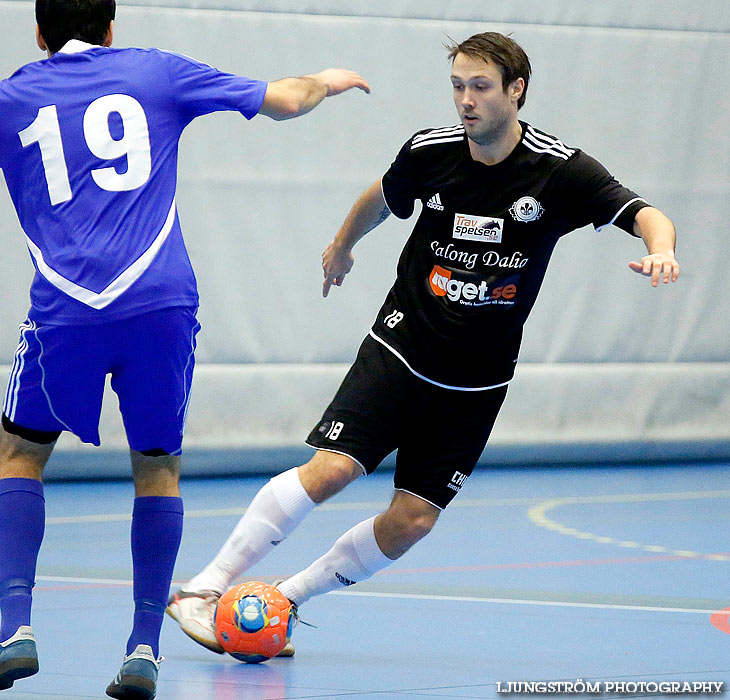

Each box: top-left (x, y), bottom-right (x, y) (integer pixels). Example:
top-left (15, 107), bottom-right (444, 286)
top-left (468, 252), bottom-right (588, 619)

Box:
top-left (322, 242), bottom-right (354, 297)
top-left (261, 69), bottom-right (369, 120)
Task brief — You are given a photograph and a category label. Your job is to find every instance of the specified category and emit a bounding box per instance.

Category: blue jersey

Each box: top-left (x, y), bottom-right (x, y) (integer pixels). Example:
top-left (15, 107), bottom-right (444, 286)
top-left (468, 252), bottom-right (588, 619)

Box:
top-left (0, 40), bottom-right (267, 324)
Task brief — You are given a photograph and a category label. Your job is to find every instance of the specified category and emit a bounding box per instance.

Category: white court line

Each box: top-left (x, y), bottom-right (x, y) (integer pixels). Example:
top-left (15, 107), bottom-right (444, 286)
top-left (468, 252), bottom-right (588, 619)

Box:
top-left (45, 490), bottom-right (730, 525)
top-left (330, 590), bottom-right (721, 615)
top-left (37, 575), bottom-right (132, 585)
top-left (45, 497), bottom-right (538, 525)
top-left (34, 575), bottom-right (721, 615)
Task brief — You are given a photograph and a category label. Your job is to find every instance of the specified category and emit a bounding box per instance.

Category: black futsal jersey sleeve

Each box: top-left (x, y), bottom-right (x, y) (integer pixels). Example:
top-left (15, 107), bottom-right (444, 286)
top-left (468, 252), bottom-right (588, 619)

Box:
top-left (554, 151), bottom-right (651, 236)
top-left (381, 137), bottom-right (420, 219)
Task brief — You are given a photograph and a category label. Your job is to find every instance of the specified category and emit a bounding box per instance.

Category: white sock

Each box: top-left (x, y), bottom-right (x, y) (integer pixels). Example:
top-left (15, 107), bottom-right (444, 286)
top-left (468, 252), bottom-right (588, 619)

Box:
top-left (277, 515), bottom-right (392, 606)
top-left (186, 467), bottom-right (315, 595)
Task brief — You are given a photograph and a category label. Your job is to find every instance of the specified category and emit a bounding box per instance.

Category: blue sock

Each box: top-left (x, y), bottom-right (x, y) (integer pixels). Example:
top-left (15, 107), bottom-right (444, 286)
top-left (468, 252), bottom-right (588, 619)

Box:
top-left (0, 478), bottom-right (45, 643)
top-left (127, 496), bottom-right (184, 657)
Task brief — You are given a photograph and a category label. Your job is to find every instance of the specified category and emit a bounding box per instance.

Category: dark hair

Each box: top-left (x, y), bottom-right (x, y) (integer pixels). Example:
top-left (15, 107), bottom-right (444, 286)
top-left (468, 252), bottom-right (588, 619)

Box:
top-left (36, 0), bottom-right (116, 54)
top-left (446, 32), bottom-right (531, 109)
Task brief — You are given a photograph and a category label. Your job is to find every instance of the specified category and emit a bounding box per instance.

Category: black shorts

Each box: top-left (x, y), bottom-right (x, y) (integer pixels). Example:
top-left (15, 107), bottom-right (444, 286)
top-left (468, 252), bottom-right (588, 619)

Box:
top-left (306, 334), bottom-right (508, 509)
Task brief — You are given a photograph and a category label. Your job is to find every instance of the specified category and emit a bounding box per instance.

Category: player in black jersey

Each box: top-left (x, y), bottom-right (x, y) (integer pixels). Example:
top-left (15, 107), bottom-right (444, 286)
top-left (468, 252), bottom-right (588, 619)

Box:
top-left (167, 32), bottom-right (679, 655)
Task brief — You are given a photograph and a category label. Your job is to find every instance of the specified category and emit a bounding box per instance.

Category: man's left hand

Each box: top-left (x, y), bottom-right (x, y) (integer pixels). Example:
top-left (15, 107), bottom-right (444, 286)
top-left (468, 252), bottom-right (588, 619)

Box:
top-left (628, 253), bottom-right (680, 287)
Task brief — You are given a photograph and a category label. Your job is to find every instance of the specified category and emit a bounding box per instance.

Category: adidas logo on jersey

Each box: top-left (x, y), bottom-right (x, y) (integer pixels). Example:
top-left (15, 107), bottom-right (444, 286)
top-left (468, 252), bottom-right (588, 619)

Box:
top-left (426, 193), bottom-right (444, 211)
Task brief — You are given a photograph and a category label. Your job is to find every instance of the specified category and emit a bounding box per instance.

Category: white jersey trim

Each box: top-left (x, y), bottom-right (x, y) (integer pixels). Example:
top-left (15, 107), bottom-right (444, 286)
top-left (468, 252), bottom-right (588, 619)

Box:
top-left (411, 136), bottom-right (464, 150)
top-left (58, 39), bottom-right (97, 54)
top-left (412, 125), bottom-right (464, 143)
top-left (524, 125), bottom-right (574, 158)
top-left (178, 319), bottom-right (202, 434)
top-left (25, 198), bottom-right (177, 310)
top-left (522, 133), bottom-right (572, 160)
top-left (596, 197), bottom-right (646, 232)
top-left (380, 178), bottom-right (394, 215)
top-left (368, 330), bottom-right (511, 392)
top-left (411, 125), bottom-right (465, 150)
top-left (36, 329), bottom-right (73, 433)
top-left (3, 320), bottom-right (36, 421)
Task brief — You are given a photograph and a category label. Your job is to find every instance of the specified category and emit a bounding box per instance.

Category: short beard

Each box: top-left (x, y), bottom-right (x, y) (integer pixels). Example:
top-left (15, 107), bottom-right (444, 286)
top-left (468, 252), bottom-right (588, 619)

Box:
top-left (465, 110), bottom-right (512, 147)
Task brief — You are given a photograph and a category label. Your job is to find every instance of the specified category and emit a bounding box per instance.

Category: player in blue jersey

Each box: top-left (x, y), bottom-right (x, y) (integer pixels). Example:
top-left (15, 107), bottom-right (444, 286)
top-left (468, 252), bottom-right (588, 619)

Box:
top-left (0, 0), bottom-right (369, 696)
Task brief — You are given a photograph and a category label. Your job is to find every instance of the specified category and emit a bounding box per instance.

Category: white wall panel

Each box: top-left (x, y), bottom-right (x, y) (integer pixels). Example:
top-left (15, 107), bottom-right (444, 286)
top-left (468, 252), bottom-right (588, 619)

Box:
top-left (1, 1), bottom-right (727, 472)
top-left (1, 361), bottom-right (726, 478)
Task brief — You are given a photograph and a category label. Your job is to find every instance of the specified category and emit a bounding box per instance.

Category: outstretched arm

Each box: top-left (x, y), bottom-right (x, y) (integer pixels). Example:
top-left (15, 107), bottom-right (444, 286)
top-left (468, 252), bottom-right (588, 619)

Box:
top-left (259, 69), bottom-right (370, 120)
top-left (322, 179), bottom-right (391, 297)
top-left (629, 206), bottom-right (679, 286)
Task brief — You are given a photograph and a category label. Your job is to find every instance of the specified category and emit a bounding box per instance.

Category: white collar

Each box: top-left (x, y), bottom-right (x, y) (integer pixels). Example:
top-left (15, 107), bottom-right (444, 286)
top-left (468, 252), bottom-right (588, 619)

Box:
top-left (58, 39), bottom-right (99, 54)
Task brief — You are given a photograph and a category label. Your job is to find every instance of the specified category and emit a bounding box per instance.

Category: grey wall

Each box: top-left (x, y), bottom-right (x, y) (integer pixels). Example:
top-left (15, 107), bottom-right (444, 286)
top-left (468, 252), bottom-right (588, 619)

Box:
top-left (1, 1), bottom-right (728, 475)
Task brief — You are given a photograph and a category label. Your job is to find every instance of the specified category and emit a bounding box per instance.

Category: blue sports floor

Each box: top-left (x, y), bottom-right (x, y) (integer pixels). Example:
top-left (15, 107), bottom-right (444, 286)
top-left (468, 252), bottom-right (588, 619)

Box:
top-left (4, 461), bottom-right (730, 699)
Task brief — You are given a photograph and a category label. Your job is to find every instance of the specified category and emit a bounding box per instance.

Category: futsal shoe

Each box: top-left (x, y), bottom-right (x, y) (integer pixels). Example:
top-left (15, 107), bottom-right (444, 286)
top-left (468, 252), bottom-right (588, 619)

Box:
top-left (0, 626), bottom-right (39, 690)
top-left (105, 644), bottom-right (161, 700)
top-left (272, 580), bottom-right (296, 657)
top-left (165, 589), bottom-right (224, 654)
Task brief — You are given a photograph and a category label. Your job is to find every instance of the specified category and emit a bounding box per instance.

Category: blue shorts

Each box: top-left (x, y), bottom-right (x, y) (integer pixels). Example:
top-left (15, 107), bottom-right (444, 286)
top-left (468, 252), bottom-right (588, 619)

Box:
top-left (2, 307), bottom-right (200, 455)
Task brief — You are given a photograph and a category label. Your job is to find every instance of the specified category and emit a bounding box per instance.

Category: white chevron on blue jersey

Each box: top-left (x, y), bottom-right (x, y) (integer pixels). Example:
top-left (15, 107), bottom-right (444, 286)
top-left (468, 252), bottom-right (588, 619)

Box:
top-left (522, 125), bottom-right (575, 160)
top-left (411, 125), bottom-right (465, 150)
top-left (0, 42), bottom-right (266, 324)
top-left (24, 198), bottom-right (177, 310)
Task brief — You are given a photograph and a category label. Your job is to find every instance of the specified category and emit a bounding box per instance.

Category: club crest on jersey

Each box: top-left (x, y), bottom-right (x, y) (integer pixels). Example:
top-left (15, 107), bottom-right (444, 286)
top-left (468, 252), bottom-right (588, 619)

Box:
top-left (453, 213), bottom-right (503, 243)
top-left (509, 196), bottom-right (544, 223)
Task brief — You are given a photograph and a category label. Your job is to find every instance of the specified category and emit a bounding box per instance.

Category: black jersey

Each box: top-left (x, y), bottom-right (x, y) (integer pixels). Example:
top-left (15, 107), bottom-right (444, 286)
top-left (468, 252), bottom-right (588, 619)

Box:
top-left (374, 121), bottom-right (649, 390)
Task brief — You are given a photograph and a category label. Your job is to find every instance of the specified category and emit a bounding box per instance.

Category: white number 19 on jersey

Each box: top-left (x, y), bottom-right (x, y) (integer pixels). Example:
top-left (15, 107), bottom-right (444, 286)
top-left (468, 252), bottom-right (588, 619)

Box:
top-left (18, 94), bottom-right (152, 205)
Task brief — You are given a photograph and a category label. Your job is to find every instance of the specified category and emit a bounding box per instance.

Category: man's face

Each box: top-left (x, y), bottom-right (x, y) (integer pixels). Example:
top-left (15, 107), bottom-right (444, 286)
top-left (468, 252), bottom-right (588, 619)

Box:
top-left (450, 52), bottom-right (521, 146)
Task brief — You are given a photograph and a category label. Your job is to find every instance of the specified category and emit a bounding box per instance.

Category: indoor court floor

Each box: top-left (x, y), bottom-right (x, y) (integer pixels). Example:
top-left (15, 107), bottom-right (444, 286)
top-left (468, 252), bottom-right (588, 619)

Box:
top-left (4, 460), bottom-right (729, 699)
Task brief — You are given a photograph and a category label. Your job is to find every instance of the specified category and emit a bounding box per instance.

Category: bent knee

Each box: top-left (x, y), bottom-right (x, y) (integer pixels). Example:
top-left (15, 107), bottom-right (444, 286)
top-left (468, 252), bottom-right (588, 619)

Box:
top-left (374, 506), bottom-right (439, 559)
top-left (398, 511), bottom-right (438, 543)
top-left (386, 491), bottom-right (440, 536)
top-left (298, 451), bottom-right (363, 503)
